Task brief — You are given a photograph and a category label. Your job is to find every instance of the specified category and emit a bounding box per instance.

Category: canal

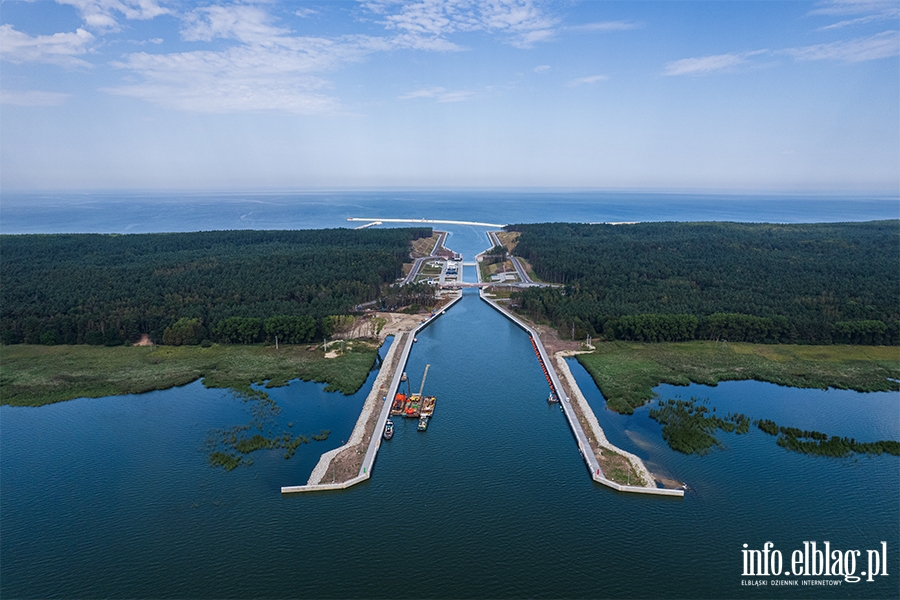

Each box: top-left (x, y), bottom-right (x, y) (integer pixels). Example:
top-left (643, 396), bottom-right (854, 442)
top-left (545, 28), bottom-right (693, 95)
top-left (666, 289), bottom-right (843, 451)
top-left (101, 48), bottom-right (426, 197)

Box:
top-left (2, 292), bottom-right (898, 598)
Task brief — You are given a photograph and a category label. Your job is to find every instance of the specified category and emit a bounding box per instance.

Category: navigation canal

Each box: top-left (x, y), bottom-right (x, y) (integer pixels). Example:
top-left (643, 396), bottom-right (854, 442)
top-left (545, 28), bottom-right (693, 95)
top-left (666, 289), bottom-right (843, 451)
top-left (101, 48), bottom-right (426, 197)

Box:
top-left (2, 294), bottom-right (898, 597)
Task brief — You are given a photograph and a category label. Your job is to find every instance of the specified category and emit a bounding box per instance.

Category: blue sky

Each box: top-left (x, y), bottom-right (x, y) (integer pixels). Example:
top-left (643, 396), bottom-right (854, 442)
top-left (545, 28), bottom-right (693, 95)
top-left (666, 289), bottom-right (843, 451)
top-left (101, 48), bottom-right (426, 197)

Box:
top-left (1, 0), bottom-right (898, 192)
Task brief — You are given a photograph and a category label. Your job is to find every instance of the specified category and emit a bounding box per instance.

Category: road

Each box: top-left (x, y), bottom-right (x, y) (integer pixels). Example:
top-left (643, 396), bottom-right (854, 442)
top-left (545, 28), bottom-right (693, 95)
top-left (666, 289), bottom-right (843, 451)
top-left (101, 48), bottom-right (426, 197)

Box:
top-left (487, 230), bottom-right (535, 285)
top-left (402, 231), bottom-right (447, 285)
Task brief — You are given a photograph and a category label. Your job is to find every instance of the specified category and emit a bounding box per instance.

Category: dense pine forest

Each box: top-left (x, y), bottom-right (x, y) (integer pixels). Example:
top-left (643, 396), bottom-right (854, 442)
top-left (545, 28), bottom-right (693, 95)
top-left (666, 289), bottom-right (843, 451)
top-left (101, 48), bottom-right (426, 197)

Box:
top-left (1, 228), bottom-right (431, 346)
top-left (507, 221), bottom-right (899, 345)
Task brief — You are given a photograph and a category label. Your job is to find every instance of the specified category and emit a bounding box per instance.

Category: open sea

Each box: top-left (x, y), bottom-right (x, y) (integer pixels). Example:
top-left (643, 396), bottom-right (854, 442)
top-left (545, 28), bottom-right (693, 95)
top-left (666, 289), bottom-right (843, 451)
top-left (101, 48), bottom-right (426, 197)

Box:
top-left (1, 190), bottom-right (898, 598)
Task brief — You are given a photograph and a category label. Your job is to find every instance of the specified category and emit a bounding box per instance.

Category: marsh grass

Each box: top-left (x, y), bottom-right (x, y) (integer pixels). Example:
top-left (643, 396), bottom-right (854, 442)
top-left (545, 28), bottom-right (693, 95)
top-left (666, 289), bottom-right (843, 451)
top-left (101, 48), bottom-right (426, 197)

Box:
top-left (648, 397), bottom-right (750, 454)
top-left (577, 341), bottom-right (900, 414)
top-left (209, 452), bottom-right (242, 471)
top-left (310, 429), bottom-right (331, 441)
top-left (204, 386), bottom-right (329, 470)
top-left (755, 419), bottom-right (900, 457)
top-left (1, 341), bottom-right (379, 406)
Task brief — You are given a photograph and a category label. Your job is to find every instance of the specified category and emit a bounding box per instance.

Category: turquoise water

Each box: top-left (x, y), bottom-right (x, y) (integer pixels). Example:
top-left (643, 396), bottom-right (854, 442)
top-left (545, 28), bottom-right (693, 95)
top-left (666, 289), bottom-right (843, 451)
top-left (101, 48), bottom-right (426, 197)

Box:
top-left (2, 291), bottom-right (898, 598)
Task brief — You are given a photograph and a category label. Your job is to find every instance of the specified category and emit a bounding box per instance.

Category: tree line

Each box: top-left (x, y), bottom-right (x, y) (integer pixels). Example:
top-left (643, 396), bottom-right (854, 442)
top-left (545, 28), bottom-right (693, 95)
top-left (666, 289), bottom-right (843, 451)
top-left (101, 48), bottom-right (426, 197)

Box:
top-left (506, 221), bottom-right (899, 345)
top-left (1, 228), bottom-right (432, 346)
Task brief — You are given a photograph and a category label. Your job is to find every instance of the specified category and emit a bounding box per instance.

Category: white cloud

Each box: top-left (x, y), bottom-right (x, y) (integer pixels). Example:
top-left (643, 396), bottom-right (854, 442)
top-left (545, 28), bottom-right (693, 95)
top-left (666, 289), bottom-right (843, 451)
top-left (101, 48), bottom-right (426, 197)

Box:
top-left (567, 74), bottom-right (608, 86)
top-left (664, 29), bottom-right (898, 77)
top-left (399, 86), bottom-right (475, 102)
top-left (663, 50), bottom-right (766, 76)
top-left (808, 0), bottom-right (897, 17)
top-left (533, 64), bottom-right (550, 73)
top-left (664, 53), bottom-right (746, 76)
top-left (0, 89), bottom-right (71, 106)
top-left (361, 0), bottom-right (559, 49)
top-left (57, 0), bottom-right (169, 31)
top-left (295, 8), bottom-right (319, 18)
top-left (181, 4), bottom-right (290, 44)
top-left (809, 0), bottom-right (900, 31)
top-left (104, 2), bottom-right (563, 114)
top-left (107, 43), bottom-right (354, 114)
top-left (817, 13), bottom-right (894, 30)
top-left (106, 2), bottom-right (497, 114)
top-left (785, 30), bottom-right (900, 62)
top-left (0, 24), bottom-right (94, 67)
top-left (106, 3), bottom-right (398, 114)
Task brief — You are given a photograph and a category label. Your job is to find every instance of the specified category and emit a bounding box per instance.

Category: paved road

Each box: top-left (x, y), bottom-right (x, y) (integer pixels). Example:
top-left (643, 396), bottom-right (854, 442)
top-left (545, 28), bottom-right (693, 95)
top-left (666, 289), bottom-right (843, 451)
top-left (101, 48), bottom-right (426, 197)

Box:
top-left (402, 231), bottom-right (447, 285)
top-left (487, 230), bottom-right (534, 285)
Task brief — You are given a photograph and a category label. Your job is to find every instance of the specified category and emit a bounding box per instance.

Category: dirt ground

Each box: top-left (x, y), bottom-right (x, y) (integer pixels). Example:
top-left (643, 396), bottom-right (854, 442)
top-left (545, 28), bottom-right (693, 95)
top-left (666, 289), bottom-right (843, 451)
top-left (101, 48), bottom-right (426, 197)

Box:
top-left (339, 312), bottom-right (426, 341)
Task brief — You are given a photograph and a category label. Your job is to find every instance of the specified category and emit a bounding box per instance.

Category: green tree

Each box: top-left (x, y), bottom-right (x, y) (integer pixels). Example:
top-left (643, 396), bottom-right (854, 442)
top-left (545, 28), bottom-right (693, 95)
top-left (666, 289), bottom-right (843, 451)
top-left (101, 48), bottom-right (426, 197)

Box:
top-left (162, 318), bottom-right (205, 346)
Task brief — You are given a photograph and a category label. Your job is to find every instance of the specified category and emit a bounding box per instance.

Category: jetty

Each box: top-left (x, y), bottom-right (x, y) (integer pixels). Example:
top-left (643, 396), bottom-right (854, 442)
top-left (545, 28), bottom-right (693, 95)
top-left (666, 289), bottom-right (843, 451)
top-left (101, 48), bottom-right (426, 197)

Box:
top-left (281, 292), bottom-right (463, 493)
top-left (479, 288), bottom-right (684, 497)
top-left (348, 217), bottom-right (506, 229)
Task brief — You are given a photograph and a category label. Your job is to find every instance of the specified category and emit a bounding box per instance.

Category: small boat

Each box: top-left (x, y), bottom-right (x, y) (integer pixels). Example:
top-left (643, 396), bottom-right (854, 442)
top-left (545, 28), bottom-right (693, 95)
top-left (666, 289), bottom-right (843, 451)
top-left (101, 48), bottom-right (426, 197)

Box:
top-left (390, 392), bottom-right (407, 416)
top-left (419, 395), bottom-right (436, 416)
top-left (548, 393), bottom-right (559, 403)
top-left (417, 415), bottom-right (429, 431)
top-left (413, 337), bottom-right (418, 343)
top-left (383, 419), bottom-right (394, 440)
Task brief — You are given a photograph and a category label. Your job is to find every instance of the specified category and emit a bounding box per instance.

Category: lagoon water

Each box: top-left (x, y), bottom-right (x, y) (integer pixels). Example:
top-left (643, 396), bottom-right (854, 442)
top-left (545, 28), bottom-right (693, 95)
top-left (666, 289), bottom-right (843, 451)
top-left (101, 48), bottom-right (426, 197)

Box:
top-left (1, 191), bottom-right (899, 597)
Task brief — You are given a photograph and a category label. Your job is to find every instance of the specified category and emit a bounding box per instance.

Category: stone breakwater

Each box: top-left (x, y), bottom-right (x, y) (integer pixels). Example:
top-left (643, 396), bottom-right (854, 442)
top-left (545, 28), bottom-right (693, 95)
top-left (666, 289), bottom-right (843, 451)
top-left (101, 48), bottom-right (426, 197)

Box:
top-left (554, 352), bottom-right (656, 488)
top-left (306, 333), bottom-right (406, 485)
top-left (480, 289), bottom-right (683, 497)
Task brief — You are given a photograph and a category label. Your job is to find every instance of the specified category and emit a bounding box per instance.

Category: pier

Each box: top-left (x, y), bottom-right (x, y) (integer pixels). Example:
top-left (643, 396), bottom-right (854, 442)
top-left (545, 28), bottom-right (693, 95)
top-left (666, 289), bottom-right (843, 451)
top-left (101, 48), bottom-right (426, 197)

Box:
top-left (479, 289), bottom-right (684, 497)
top-left (281, 292), bottom-right (463, 493)
top-left (348, 217), bottom-right (506, 228)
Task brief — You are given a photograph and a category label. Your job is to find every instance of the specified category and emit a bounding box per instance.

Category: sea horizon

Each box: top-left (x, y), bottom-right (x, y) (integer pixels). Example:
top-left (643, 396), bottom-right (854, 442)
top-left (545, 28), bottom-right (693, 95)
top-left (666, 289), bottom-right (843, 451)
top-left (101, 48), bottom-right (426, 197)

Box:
top-left (2, 189), bottom-right (897, 236)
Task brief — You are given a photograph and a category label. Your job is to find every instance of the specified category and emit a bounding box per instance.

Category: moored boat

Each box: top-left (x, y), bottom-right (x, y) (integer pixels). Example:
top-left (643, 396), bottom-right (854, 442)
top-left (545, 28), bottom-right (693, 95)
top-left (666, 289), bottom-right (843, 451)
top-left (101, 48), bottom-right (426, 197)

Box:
top-left (420, 395), bottom-right (436, 416)
top-left (404, 398), bottom-right (421, 418)
top-left (390, 392), bottom-right (408, 416)
top-left (417, 415), bottom-right (429, 431)
top-left (383, 419), bottom-right (394, 440)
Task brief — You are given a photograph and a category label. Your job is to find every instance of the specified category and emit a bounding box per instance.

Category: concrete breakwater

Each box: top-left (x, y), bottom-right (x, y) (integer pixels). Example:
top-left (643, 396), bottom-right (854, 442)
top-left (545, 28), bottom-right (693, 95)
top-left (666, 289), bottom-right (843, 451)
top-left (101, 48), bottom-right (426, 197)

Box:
top-left (282, 292), bottom-right (463, 494)
top-left (479, 289), bottom-right (684, 497)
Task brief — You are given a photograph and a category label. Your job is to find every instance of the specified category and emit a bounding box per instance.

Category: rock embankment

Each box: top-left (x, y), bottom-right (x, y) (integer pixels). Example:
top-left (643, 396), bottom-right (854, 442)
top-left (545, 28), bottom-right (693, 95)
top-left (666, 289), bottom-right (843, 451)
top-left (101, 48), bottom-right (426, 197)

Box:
top-left (555, 352), bottom-right (656, 488)
top-left (307, 332), bottom-right (407, 485)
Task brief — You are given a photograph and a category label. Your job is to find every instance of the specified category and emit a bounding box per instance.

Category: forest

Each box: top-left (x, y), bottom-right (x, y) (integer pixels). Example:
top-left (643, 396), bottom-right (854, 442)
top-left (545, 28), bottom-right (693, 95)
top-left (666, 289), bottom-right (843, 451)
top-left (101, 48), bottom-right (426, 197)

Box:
top-left (507, 221), bottom-right (899, 345)
top-left (1, 228), bottom-right (431, 346)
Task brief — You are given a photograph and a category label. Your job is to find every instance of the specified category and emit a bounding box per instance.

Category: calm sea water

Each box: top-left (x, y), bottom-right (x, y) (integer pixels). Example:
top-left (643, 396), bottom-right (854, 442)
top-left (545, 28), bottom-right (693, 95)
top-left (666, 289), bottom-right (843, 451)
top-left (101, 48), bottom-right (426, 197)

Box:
top-left (1, 192), bottom-right (899, 597)
top-left (2, 190), bottom-right (898, 238)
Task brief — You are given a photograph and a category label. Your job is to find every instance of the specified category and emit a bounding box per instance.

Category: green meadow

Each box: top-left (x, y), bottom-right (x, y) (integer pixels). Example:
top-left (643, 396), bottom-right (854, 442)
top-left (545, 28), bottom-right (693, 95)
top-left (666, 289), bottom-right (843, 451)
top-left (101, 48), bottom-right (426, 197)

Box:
top-left (1, 341), bottom-right (379, 407)
top-left (577, 341), bottom-right (900, 414)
